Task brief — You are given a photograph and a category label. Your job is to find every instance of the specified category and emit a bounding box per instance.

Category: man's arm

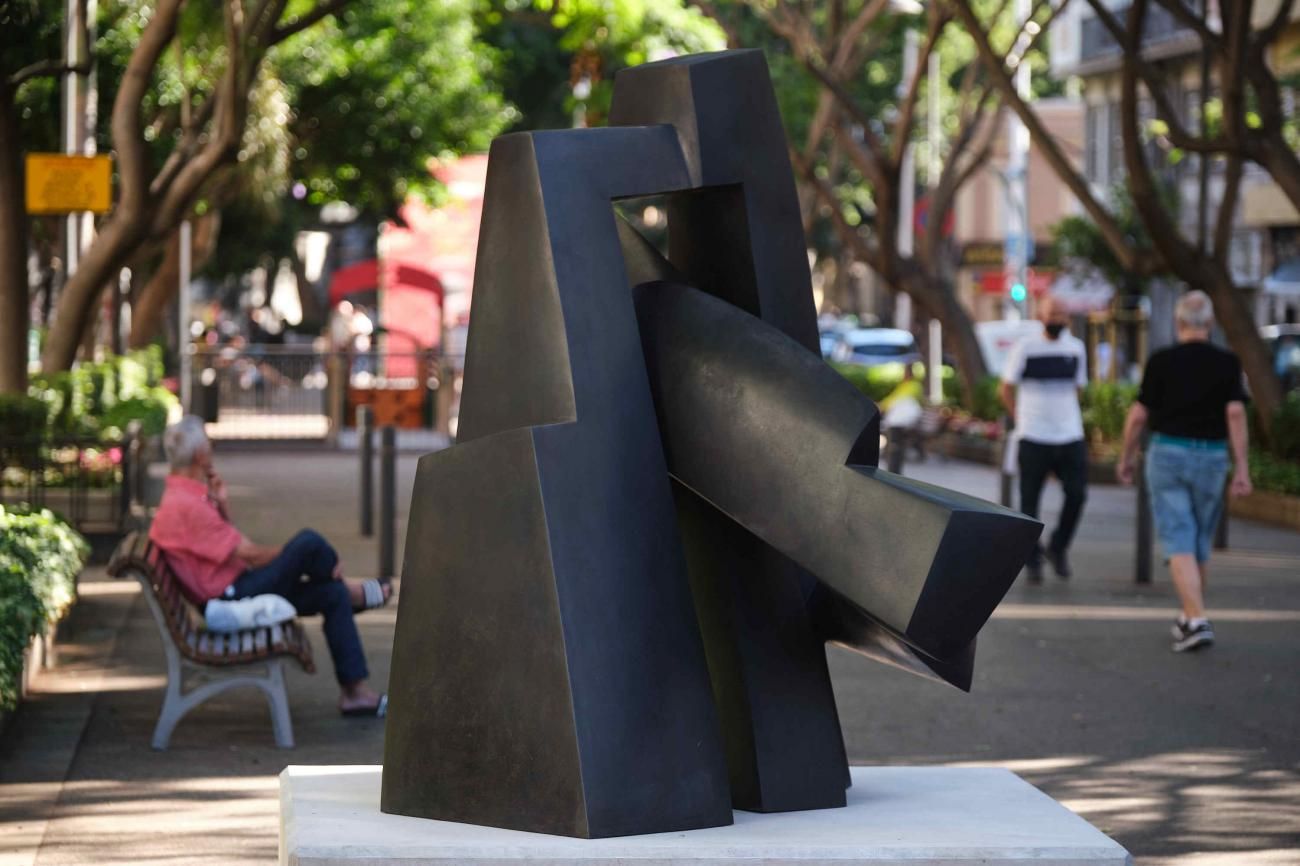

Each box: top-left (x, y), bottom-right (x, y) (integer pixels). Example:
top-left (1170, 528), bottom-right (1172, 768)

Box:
top-left (998, 381), bottom-right (1016, 422)
top-left (1226, 401), bottom-right (1252, 498)
top-left (1117, 401), bottom-right (1148, 485)
top-left (236, 535), bottom-right (281, 568)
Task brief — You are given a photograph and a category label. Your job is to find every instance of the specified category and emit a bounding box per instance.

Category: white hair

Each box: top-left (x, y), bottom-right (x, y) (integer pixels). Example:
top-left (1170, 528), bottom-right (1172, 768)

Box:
top-left (1175, 290), bottom-right (1215, 331)
top-left (164, 415), bottom-right (210, 470)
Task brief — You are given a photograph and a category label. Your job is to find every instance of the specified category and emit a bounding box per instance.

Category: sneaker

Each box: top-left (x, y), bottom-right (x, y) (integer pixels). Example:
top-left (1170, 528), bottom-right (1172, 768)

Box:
top-left (1170, 614), bottom-right (1189, 641)
top-left (1172, 620), bottom-right (1215, 653)
top-left (1046, 548), bottom-right (1072, 579)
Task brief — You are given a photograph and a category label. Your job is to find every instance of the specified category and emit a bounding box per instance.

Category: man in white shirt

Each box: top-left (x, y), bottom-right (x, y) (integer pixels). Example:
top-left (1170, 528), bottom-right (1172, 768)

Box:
top-left (999, 297), bottom-right (1089, 582)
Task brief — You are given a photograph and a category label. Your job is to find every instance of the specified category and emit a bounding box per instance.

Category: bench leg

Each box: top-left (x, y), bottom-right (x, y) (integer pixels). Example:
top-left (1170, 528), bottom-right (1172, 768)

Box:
top-left (259, 660), bottom-right (295, 749)
top-left (152, 659), bottom-right (296, 750)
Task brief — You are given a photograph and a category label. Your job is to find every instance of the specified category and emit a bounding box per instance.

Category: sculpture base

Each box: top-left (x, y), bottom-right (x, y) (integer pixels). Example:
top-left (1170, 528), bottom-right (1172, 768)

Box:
top-left (280, 766), bottom-right (1130, 865)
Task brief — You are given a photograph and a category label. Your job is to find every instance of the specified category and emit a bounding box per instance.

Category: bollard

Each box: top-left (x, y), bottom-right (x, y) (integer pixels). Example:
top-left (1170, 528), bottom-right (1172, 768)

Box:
top-left (998, 417), bottom-right (1014, 508)
top-left (1135, 444), bottom-right (1153, 584)
top-left (379, 425), bottom-right (396, 579)
top-left (359, 406), bottom-right (374, 537)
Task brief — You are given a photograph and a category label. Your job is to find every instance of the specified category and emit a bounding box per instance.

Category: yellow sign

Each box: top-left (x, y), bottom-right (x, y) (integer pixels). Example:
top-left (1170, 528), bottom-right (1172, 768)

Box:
top-left (25, 153), bottom-right (113, 214)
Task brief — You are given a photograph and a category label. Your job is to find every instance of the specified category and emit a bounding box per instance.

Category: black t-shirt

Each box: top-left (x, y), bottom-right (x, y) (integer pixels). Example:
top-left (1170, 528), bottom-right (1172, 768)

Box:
top-left (1137, 341), bottom-right (1248, 441)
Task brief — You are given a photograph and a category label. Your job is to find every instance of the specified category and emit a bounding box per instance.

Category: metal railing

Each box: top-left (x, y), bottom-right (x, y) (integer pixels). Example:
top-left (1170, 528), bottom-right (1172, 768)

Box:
top-left (0, 433), bottom-right (139, 535)
top-left (190, 345), bottom-right (458, 441)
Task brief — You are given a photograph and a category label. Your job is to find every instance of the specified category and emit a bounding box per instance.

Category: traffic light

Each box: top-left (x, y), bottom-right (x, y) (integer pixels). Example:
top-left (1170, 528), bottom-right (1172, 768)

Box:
top-left (1009, 282), bottom-right (1027, 303)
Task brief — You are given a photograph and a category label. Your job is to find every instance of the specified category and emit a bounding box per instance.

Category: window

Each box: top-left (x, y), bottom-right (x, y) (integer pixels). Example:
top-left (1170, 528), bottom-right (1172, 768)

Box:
top-left (1107, 101), bottom-right (1122, 186)
top-left (1085, 103), bottom-right (1101, 184)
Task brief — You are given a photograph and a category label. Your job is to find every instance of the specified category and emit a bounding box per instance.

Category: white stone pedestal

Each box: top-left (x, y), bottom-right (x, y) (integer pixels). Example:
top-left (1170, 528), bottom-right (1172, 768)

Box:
top-left (280, 765), bottom-right (1130, 865)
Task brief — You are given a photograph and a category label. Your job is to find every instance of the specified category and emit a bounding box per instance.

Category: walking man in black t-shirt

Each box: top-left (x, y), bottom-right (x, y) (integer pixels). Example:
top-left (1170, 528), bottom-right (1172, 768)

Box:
top-left (1117, 291), bottom-right (1253, 652)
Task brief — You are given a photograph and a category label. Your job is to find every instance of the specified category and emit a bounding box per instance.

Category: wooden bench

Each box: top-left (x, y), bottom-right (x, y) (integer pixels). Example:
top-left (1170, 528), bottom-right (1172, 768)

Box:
top-left (107, 532), bottom-right (315, 749)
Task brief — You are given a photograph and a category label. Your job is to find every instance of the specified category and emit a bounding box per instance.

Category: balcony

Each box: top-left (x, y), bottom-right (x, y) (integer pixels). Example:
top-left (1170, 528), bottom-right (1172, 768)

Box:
top-left (1079, 4), bottom-right (1199, 69)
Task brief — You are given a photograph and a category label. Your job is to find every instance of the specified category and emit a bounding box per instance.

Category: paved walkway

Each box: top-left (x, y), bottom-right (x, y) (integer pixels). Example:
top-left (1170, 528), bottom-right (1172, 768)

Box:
top-left (2, 448), bottom-right (1297, 865)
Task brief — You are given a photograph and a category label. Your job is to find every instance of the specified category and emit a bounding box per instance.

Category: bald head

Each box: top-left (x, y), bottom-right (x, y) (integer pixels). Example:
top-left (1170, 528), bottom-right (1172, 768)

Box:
top-left (1037, 296), bottom-right (1069, 340)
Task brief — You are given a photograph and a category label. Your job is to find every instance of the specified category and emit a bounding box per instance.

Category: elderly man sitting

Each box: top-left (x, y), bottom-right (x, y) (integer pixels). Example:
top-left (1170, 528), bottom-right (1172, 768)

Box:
top-left (149, 416), bottom-right (390, 716)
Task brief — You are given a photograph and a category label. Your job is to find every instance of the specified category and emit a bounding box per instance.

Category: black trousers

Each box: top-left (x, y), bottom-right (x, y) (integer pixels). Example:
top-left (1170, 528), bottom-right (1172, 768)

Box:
top-left (1018, 439), bottom-right (1088, 565)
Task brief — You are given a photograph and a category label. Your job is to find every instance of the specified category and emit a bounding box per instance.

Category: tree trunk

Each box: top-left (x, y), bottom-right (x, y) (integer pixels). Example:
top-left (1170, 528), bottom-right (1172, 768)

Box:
top-left (1202, 267), bottom-right (1284, 432)
top-left (1115, 0), bottom-right (1282, 433)
top-left (0, 84), bottom-right (29, 393)
top-left (900, 267), bottom-right (988, 403)
top-left (128, 211), bottom-right (221, 349)
top-left (41, 214), bottom-right (145, 372)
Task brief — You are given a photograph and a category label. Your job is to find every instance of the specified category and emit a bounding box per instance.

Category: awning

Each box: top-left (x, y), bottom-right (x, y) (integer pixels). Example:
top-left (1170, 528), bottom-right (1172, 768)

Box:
top-left (1263, 258), bottom-right (1300, 296)
top-left (328, 259), bottom-right (380, 306)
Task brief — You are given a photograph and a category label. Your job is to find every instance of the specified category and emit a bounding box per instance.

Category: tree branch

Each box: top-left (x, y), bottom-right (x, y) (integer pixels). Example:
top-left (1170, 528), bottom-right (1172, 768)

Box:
top-left (1082, 0), bottom-right (1232, 154)
top-left (1258, 0), bottom-right (1296, 46)
top-left (791, 147), bottom-right (886, 276)
top-left (1213, 155), bottom-right (1242, 264)
top-left (1151, 0), bottom-right (1221, 47)
top-left (270, 0), bottom-right (350, 44)
top-left (949, 0), bottom-right (1142, 272)
top-left (891, 12), bottom-right (946, 166)
top-left (7, 58), bottom-right (92, 89)
top-left (113, 0), bottom-right (186, 220)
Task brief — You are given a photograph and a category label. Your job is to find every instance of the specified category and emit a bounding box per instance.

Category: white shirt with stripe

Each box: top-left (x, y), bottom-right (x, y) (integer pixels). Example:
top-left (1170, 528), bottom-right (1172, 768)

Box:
top-left (1001, 332), bottom-right (1088, 445)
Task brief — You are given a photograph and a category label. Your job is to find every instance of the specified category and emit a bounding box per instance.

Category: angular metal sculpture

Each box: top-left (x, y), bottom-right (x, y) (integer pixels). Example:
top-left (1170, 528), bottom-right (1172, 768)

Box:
top-left (382, 49), bottom-right (1042, 839)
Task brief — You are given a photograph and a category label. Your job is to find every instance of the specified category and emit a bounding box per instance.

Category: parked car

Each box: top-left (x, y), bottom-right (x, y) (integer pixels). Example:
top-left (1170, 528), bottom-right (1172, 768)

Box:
top-left (830, 328), bottom-right (920, 368)
top-left (818, 317), bottom-right (859, 359)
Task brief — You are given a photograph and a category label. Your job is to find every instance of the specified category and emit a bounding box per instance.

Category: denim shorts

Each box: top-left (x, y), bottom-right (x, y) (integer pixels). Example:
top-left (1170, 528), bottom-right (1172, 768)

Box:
top-left (1145, 437), bottom-right (1230, 563)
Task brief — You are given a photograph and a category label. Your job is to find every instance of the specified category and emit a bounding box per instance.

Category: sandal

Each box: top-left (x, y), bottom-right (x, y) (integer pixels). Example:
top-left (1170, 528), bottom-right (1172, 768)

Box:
top-left (341, 693), bottom-right (387, 718)
top-left (357, 578), bottom-right (392, 611)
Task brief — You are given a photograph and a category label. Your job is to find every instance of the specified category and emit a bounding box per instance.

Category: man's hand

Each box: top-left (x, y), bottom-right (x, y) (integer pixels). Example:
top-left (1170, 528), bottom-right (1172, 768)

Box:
top-left (208, 471), bottom-right (229, 508)
top-left (1230, 465), bottom-right (1253, 499)
top-left (1116, 457), bottom-right (1136, 486)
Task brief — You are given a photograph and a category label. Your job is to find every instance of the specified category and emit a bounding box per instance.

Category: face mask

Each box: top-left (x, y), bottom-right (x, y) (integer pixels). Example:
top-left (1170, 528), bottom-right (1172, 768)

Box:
top-left (1045, 323), bottom-right (1065, 338)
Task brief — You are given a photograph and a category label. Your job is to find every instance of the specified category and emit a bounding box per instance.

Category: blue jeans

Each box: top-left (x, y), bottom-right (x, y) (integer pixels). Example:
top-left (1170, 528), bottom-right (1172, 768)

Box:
top-left (228, 529), bottom-right (369, 685)
top-left (1145, 438), bottom-right (1230, 563)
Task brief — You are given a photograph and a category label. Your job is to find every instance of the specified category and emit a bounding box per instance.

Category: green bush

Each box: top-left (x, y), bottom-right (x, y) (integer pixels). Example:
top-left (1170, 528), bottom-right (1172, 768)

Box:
top-left (25, 347), bottom-right (176, 442)
top-left (1082, 381), bottom-right (1138, 446)
top-left (0, 394), bottom-right (48, 439)
top-left (831, 361), bottom-right (958, 406)
top-left (1249, 449), bottom-right (1300, 496)
top-left (1269, 393), bottom-right (1300, 463)
top-left (98, 389), bottom-right (175, 438)
top-left (0, 505), bottom-right (88, 711)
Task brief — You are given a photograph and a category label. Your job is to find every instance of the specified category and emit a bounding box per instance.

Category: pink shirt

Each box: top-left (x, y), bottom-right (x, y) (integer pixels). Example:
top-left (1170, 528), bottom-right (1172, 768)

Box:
top-left (148, 475), bottom-right (245, 604)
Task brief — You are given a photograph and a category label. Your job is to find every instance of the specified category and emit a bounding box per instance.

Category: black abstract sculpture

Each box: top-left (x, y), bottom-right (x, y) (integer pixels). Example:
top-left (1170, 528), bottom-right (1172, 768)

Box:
top-left (382, 49), bottom-right (1042, 839)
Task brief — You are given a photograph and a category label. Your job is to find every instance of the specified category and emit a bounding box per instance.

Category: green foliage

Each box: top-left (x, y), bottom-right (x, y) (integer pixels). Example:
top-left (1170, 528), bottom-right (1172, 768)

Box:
top-left (277, 0), bottom-right (512, 214)
top-left (98, 390), bottom-right (175, 438)
top-left (1051, 185), bottom-right (1176, 295)
top-left (832, 361), bottom-right (957, 405)
top-left (0, 562), bottom-right (42, 713)
top-left (480, 0), bottom-right (725, 132)
top-left (0, 504), bottom-right (88, 711)
top-left (1249, 449), bottom-right (1300, 497)
top-left (0, 394), bottom-right (48, 439)
top-left (1082, 381), bottom-right (1139, 447)
top-left (963, 375), bottom-right (1004, 422)
top-left (26, 348), bottom-right (176, 440)
top-left (1268, 392), bottom-right (1300, 463)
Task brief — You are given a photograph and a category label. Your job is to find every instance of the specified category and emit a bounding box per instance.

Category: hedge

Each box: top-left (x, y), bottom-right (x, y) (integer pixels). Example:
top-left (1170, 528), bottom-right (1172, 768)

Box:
top-left (5, 346), bottom-right (176, 443)
top-left (0, 505), bottom-right (89, 711)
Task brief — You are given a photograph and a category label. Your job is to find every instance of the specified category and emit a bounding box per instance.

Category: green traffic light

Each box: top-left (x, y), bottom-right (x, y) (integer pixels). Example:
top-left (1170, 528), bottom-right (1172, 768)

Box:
top-left (1010, 283), bottom-right (1027, 302)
